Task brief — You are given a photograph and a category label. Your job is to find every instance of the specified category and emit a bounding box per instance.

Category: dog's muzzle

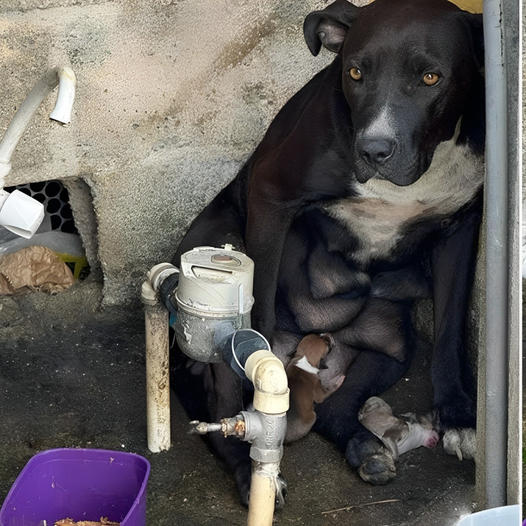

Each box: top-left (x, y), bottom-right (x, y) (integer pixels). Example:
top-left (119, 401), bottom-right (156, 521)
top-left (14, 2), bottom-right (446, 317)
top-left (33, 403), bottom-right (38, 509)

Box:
top-left (357, 136), bottom-right (396, 167)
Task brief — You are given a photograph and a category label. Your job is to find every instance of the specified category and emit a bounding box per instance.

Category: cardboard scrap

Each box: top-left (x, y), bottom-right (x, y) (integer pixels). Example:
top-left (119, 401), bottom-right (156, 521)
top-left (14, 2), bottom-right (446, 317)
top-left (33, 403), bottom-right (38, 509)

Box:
top-left (0, 245), bottom-right (75, 295)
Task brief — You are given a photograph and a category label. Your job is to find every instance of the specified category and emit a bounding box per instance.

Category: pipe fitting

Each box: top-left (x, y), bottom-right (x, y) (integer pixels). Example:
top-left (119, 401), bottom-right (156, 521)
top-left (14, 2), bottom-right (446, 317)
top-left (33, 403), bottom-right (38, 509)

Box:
top-left (141, 279), bottom-right (158, 306)
top-left (0, 67), bottom-right (76, 238)
top-left (147, 262), bottom-right (179, 293)
top-left (245, 350), bottom-right (290, 414)
top-left (241, 410), bottom-right (287, 463)
top-left (0, 67), bottom-right (76, 170)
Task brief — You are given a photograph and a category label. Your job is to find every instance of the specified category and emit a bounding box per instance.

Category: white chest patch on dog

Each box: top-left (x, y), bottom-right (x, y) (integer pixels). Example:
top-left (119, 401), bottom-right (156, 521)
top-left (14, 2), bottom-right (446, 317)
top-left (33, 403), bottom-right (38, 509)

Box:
top-left (326, 139), bottom-right (484, 265)
top-left (294, 355), bottom-right (320, 375)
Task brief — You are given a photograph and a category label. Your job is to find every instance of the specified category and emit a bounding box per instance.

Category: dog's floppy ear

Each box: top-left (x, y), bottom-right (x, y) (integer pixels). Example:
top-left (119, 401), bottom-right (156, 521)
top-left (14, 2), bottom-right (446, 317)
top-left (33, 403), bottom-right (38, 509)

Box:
top-left (303, 0), bottom-right (360, 56)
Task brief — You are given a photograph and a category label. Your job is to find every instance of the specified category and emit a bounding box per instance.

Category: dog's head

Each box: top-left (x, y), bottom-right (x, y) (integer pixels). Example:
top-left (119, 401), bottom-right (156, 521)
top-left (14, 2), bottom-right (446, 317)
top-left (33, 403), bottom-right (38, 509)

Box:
top-left (304, 0), bottom-right (483, 186)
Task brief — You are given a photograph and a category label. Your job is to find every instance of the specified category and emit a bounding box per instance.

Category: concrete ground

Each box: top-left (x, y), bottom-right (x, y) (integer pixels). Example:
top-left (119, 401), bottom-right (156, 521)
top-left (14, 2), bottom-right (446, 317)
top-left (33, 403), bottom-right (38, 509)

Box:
top-left (0, 281), bottom-right (476, 526)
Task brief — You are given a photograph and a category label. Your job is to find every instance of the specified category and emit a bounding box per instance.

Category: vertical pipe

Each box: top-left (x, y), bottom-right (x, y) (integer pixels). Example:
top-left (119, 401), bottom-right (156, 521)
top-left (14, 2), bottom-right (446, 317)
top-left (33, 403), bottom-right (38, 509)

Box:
top-left (247, 464), bottom-right (276, 526)
top-left (142, 281), bottom-right (171, 452)
top-left (483, 0), bottom-right (508, 508)
top-left (502, 0), bottom-right (522, 506)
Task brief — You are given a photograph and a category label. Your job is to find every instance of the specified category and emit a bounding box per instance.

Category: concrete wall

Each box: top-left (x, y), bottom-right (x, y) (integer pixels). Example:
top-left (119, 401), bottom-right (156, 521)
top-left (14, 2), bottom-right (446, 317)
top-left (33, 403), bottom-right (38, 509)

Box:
top-left (1, 0), bottom-right (338, 304)
top-left (0, 0), bottom-right (481, 305)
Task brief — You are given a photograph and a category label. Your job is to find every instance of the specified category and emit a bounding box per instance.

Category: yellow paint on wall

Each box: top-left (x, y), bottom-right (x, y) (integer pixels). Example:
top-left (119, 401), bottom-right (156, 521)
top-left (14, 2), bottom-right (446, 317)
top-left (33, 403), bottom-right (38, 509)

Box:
top-left (448, 0), bottom-right (483, 13)
top-left (356, 0), bottom-right (483, 14)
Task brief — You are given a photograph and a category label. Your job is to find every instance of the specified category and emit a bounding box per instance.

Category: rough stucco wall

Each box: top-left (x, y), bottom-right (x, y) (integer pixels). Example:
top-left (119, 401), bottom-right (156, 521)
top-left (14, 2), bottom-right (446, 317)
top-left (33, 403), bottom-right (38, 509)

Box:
top-left (0, 0), bottom-right (483, 305)
top-left (0, 0), bottom-right (336, 304)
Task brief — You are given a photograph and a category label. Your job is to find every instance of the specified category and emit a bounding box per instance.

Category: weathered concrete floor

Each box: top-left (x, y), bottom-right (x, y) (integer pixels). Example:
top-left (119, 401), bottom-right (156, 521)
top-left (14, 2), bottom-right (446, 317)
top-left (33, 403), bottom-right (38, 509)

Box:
top-left (0, 281), bottom-right (476, 525)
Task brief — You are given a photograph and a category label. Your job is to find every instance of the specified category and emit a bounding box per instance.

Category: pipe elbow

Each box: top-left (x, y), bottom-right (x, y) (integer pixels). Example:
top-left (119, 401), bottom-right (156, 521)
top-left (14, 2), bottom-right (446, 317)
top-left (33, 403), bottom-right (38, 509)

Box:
top-left (49, 67), bottom-right (76, 124)
top-left (245, 350), bottom-right (289, 414)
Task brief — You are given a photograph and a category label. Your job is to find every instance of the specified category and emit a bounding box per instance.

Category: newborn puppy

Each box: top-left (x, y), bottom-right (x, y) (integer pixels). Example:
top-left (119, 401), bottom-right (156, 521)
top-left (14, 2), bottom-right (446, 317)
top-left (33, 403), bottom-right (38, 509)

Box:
top-left (285, 334), bottom-right (345, 443)
top-left (358, 397), bottom-right (439, 459)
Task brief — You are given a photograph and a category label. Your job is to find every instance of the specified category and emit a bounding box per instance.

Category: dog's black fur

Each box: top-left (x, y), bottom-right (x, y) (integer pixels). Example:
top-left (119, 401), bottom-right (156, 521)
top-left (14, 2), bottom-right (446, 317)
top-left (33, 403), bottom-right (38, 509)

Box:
top-left (173, 0), bottom-right (484, 505)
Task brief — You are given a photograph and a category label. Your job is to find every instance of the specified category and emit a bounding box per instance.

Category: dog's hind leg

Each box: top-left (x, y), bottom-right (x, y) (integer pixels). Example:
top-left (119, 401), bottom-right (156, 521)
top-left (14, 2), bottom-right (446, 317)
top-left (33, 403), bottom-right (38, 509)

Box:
top-left (314, 348), bottom-right (412, 485)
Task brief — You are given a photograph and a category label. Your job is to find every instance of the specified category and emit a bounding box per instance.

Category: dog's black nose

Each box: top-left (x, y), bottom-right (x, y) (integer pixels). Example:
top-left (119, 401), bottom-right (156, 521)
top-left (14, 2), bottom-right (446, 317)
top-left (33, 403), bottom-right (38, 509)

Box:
top-left (358, 137), bottom-right (396, 166)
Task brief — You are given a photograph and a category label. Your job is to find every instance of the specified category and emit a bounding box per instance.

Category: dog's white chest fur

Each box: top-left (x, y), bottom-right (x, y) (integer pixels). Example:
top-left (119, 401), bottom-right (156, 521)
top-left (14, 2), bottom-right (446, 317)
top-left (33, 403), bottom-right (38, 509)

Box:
top-left (326, 139), bottom-right (484, 264)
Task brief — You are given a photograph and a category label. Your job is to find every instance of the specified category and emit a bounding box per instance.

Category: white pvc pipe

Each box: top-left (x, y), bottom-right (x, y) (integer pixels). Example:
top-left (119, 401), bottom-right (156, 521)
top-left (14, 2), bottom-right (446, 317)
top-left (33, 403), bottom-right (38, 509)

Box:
top-left (0, 67), bottom-right (76, 238)
top-left (142, 280), bottom-right (171, 452)
top-left (0, 67), bottom-right (76, 171)
top-left (247, 463), bottom-right (277, 526)
top-left (49, 68), bottom-right (76, 124)
top-left (0, 188), bottom-right (45, 238)
top-left (244, 350), bottom-right (289, 526)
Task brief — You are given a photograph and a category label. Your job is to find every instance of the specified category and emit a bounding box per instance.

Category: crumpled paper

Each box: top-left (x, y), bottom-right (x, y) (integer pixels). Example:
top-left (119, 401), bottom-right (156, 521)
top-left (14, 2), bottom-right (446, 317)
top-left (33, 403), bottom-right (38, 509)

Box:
top-left (0, 245), bottom-right (74, 295)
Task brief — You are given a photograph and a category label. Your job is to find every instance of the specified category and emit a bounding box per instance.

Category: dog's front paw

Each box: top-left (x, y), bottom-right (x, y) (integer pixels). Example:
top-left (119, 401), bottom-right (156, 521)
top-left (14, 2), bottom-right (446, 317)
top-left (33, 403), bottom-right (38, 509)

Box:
top-left (358, 452), bottom-right (396, 485)
top-left (345, 436), bottom-right (396, 485)
top-left (442, 428), bottom-right (476, 461)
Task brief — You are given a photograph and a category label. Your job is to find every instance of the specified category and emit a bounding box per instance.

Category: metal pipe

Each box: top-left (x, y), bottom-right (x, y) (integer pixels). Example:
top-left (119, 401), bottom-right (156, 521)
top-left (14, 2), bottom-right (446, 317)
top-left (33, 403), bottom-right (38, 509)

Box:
top-left (483, 0), bottom-right (508, 508)
top-left (501, 0), bottom-right (522, 506)
top-left (243, 350), bottom-right (289, 526)
top-left (187, 347), bottom-right (289, 526)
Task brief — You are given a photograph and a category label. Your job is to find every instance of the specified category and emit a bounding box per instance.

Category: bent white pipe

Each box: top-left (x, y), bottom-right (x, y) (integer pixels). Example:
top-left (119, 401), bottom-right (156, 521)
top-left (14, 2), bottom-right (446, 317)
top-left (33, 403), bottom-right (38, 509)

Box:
top-left (0, 67), bottom-right (76, 169)
top-left (0, 67), bottom-right (76, 238)
top-left (245, 350), bottom-right (289, 526)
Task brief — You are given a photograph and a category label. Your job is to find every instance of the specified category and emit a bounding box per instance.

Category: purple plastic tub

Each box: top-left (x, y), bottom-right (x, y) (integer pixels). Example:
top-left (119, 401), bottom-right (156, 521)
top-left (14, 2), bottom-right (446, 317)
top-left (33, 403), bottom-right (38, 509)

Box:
top-left (0, 449), bottom-right (150, 526)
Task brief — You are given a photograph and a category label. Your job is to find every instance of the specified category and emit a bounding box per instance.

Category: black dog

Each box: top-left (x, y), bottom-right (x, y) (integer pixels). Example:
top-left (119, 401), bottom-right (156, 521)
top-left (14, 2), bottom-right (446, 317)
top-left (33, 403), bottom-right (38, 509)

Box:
top-left (173, 0), bottom-right (484, 505)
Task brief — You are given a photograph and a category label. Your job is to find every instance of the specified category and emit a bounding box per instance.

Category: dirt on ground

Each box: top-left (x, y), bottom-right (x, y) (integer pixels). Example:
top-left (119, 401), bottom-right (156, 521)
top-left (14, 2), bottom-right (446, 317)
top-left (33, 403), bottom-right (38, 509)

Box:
top-left (0, 280), bottom-right (476, 525)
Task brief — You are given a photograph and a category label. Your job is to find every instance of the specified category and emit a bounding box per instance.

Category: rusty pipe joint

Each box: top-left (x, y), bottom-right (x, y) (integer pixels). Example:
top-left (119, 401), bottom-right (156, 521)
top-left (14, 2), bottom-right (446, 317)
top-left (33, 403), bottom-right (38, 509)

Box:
top-left (241, 410), bottom-right (287, 463)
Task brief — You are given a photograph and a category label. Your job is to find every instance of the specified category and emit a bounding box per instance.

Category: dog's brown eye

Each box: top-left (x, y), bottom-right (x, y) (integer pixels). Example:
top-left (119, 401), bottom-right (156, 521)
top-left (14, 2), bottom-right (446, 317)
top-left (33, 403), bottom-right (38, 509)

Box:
top-left (423, 72), bottom-right (440, 86)
top-left (349, 67), bottom-right (362, 81)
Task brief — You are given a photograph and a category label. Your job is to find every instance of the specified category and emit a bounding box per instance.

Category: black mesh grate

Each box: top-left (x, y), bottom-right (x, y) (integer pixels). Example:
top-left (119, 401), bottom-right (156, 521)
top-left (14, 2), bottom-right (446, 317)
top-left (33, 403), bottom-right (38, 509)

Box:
top-left (5, 180), bottom-right (78, 234)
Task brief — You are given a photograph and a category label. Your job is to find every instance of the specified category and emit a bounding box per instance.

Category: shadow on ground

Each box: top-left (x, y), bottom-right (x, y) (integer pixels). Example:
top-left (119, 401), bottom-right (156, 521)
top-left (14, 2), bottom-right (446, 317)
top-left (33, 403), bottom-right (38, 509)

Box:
top-left (0, 281), bottom-right (475, 525)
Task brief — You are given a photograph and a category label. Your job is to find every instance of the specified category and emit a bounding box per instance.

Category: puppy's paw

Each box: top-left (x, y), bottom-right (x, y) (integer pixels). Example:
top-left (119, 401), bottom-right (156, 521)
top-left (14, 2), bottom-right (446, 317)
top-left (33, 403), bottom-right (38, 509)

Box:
top-left (424, 429), bottom-right (440, 449)
top-left (443, 428), bottom-right (476, 461)
top-left (358, 452), bottom-right (396, 485)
